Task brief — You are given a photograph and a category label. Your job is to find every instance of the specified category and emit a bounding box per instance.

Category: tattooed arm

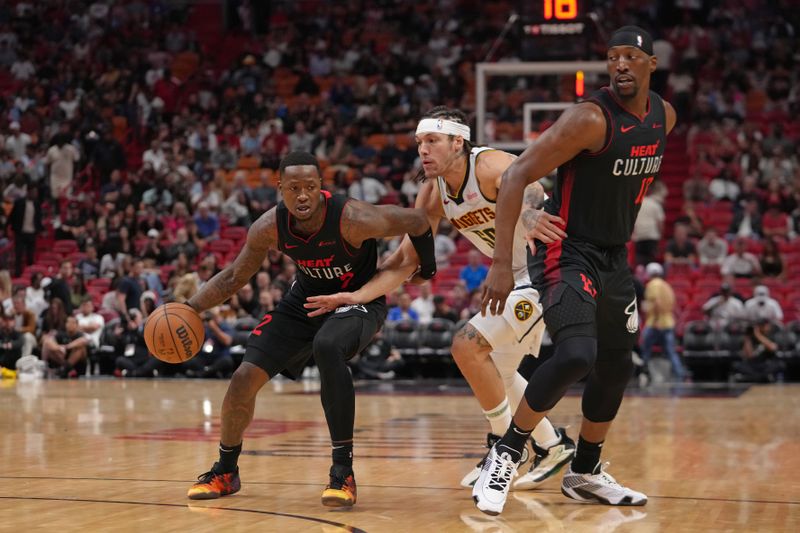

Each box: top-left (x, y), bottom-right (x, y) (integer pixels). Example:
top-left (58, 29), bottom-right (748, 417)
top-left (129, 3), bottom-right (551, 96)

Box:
top-left (520, 182), bottom-right (546, 230)
top-left (340, 200), bottom-right (430, 247)
top-left (520, 181), bottom-right (567, 245)
top-left (187, 208), bottom-right (277, 313)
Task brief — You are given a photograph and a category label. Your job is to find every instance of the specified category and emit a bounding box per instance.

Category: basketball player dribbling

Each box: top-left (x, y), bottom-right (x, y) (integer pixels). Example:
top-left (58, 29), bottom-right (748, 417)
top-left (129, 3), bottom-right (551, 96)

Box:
top-left (474, 26), bottom-right (676, 514)
top-left (185, 152), bottom-right (437, 507)
top-left (304, 107), bottom-right (576, 491)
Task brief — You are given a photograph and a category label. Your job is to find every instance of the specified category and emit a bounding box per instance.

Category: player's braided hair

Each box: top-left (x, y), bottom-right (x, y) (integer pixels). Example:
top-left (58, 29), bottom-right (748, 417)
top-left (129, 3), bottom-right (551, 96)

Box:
top-left (415, 106), bottom-right (476, 182)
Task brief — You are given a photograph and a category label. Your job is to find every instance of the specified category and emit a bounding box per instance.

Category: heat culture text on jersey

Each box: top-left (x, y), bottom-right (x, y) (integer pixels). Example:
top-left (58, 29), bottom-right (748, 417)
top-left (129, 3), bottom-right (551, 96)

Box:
top-left (612, 140), bottom-right (663, 177)
top-left (295, 256), bottom-right (354, 281)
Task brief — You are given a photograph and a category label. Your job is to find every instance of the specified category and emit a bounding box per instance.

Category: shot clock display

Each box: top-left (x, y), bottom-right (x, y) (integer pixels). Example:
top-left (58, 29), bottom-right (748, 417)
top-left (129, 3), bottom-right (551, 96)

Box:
top-left (519, 0), bottom-right (595, 60)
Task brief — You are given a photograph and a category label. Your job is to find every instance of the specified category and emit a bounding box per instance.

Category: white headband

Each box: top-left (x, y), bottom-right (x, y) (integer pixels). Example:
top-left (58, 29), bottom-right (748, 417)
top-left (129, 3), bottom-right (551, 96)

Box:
top-left (415, 118), bottom-right (471, 141)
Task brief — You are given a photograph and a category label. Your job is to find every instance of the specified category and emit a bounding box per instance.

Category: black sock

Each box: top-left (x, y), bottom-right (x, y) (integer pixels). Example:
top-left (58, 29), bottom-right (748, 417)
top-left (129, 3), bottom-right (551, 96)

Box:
top-left (332, 442), bottom-right (353, 469)
top-left (217, 442), bottom-right (242, 473)
top-left (572, 436), bottom-right (603, 474)
top-left (497, 421), bottom-right (532, 464)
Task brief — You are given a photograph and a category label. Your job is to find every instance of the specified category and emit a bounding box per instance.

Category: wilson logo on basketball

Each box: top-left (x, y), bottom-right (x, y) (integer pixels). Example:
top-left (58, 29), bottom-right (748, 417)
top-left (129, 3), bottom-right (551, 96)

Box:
top-left (175, 325), bottom-right (194, 358)
top-left (514, 300), bottom-right (533, 321)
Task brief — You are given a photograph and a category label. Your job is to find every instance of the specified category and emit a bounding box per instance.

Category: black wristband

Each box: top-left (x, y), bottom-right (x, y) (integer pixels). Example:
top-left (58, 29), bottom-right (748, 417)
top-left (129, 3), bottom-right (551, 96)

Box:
top-left (409, 227), bottom-right (437, 280)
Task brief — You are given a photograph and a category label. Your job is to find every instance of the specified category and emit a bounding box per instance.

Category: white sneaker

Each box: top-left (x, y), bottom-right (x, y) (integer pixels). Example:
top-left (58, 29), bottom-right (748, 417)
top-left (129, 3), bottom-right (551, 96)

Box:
top-left (461, 433), bottom-right (529, 488)
top-left (561, 462), bottom-right (647, 506)
top-left (472, 444), bottom-right (520, 515)
top-left (513, 427), bottom-right (575, 490)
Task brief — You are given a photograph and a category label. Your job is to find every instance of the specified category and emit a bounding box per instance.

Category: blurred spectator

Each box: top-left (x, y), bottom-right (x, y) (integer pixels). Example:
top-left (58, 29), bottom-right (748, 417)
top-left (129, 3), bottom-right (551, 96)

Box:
top-left (460, 250), bottom-right (488, 292)
top-left (252, 289), bottom-right (275, 318)
top-left (77, 244), bottom-right (101, 279)
top-left (114, 310), bottom-right (162, 378)
top-left (194, 202), bottom-right (220, 239)
top-left (733, 319), bottom-right (785, 383)
top-left (75, 297), bottom-right (105, 352)
top-left (234, 283), bottom-right (258, 318)
top-left (435, 227), bottom-right (457, 268)
top-left (142, 141), bottom-right (168, 174)
top-left (167, 228), bottom-right (200, 263)
top-left (744, 286), bottom-right (784, 325)
top-left (350, 328), bottom-right (403, 380)
top-left (696, 227), bottom-right (728, 266)
top-left (348, 165), bottom-right (388, 204)
top-left (702, 283), bottom-right (745, 328)
top-left (432, 295), bottom-right (459, 323)
top-left (10, 288), bottom-right (35, 358)
top-left (729, 199), bottom-right (763, 239)
top-left (42, 315), bottom-right (89, 378)
top-left (25, 273), bottom-right (48, 317)
top-left (0, 311), bottom-right (23, 373)
top-left (288, 121), bottom-right (314, 153)
top-left (8, 186), bottom-right (41, 276)
top-left (46, 133), bottom-right (80, 204)
top-left (721, 238), bottom-right (762, 279)
top-left (663, 223), bottom-right (697, 269)
top-left (632, 182), bottom-right (666, 266)
top-left (182, 308), bottom-right (235, 379)
top-left (141, 229), bottom-right (167, 265)
top-left (640, 263), bottom-right (687, 381)
top-left (116, 259), bottom-right (145, 321)
top-left (387, 292), bottom-right (418, 322)
top-left (48, 261), bottom-right (76, 315)
top-left (69, 272), bottom-right (89, 311)
top-left (759, 238), bottom-right (785, 279)
top-left (410, 282), bottom-right (435, 324)
top-left (5, 122), bottom-right (30, 160)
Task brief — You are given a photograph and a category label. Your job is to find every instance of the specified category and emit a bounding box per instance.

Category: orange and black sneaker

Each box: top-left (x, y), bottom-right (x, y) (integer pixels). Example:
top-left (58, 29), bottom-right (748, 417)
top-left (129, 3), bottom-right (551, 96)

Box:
top-left (187, 463), bottom-right (241, 500)
top-left (321, 464), bottom-right (357, 507)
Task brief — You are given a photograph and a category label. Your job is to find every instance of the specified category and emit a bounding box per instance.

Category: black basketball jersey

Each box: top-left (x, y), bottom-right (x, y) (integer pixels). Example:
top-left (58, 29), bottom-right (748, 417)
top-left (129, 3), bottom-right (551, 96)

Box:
top-left (545, 87), bottom-right (668, 247)
top-left (276, 191), bottom-right (379, 296)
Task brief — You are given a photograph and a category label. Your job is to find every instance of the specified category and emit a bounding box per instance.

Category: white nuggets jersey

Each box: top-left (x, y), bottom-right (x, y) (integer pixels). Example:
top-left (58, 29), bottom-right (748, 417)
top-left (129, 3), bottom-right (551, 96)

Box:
top-left (437, 147), bottom-right (531, 284)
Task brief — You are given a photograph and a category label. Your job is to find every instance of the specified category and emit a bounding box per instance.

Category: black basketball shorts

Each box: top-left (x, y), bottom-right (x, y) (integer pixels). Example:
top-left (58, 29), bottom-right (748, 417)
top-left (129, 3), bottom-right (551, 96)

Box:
top-left (243, 285), bottom-right (387, 379)
top-left (528, 238), bottom-right (638, 350)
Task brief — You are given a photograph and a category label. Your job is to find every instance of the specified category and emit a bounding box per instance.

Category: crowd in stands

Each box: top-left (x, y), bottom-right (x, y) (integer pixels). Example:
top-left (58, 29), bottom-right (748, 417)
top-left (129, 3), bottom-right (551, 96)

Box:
top-left (0, 1), bottom-right (798, 383)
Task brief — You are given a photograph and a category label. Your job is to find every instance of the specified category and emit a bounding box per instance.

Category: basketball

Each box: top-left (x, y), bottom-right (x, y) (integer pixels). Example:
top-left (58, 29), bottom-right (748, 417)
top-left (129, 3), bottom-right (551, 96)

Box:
top-left (144, 302), bottom-right (205, 364)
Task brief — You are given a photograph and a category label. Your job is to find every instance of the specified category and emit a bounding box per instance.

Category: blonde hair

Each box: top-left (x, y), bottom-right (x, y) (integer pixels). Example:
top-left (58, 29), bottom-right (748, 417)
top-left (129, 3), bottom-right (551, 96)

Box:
top-left (0, 270), bottom-right (11, 299)
top-left (172, 273), bottom-right (199, 303)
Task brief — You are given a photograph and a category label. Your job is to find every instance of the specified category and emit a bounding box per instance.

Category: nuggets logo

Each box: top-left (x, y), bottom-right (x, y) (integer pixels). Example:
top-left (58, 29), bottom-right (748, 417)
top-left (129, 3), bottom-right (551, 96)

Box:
top-left (514, 300), bottom-right (533, 321)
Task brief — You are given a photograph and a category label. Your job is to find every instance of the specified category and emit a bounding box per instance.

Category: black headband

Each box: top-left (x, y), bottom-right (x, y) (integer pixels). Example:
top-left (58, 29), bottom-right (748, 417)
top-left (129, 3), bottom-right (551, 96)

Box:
top-left (607, 26), bottom-right (653, 55)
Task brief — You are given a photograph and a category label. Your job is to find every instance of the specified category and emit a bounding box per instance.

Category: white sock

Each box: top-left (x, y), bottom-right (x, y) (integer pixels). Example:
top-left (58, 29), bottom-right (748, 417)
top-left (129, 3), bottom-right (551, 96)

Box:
top-left (532, 417), bottom-right (561, 449)
top-left (506, 372), bottom-right (528, 412)
top-left (483, 397), bottom-right (511, 436)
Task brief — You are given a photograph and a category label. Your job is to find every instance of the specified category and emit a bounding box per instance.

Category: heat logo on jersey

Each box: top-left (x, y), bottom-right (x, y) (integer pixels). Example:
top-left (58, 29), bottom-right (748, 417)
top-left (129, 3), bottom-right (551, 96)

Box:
top-left (295, 255), bottom-right (354, 280)
top-left (514, 300), bottom-right (534, 321)
top-left (612, 140), bottom-right (663, 177)
top-left (449, 207), bottom-right (495, 230)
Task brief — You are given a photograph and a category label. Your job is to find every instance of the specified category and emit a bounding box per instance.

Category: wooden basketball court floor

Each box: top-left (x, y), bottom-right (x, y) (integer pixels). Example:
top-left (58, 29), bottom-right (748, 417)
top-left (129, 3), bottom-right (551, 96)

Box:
top-left (1, 378), bottom-right (798, 532)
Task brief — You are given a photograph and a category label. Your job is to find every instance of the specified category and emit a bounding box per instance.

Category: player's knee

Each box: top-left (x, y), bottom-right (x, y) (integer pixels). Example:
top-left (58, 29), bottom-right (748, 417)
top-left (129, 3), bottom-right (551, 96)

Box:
top-left (489, 349), bottom-right (525, 382)
top-left (554, 336), bottom-right (598, 379)
top-left (229, 362), bottom-right (268, 397)
top-left (312, 331), bottom-right (346, 367)
top-left (452, 325), bottom-right (491, 366)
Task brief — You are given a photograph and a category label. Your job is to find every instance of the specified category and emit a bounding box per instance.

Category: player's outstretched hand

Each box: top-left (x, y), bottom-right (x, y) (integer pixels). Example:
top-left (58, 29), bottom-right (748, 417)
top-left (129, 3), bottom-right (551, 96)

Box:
top-left (525, 211), bottom-right (567, 252)
top-left (304, 292), bottom-right (357, 317)
top-left (480, 263), bottom-right (514, 317)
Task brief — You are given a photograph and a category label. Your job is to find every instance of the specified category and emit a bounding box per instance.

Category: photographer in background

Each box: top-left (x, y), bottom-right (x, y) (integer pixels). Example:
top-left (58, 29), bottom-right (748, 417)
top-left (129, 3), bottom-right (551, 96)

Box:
top-left (181, 307), bottom-right (234, 378)
top-left (744, 285), bottom-right (783, 325)
top-left (733, 318), bottom-right (785, 383)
